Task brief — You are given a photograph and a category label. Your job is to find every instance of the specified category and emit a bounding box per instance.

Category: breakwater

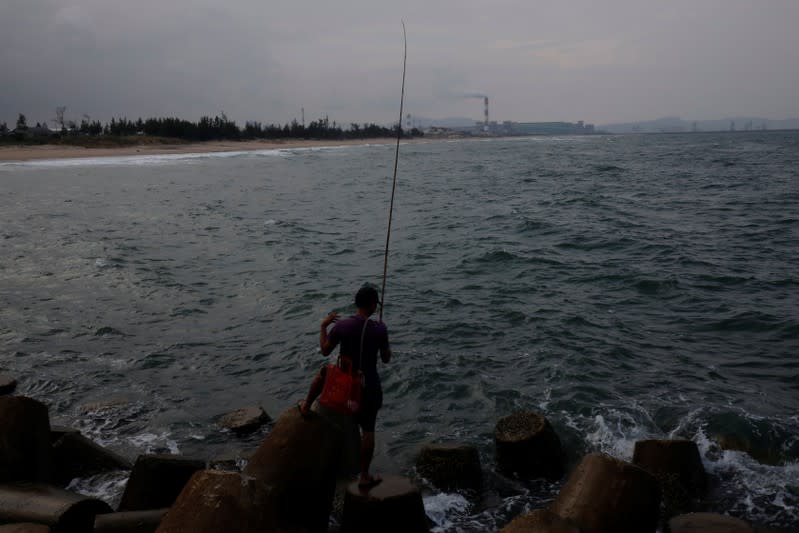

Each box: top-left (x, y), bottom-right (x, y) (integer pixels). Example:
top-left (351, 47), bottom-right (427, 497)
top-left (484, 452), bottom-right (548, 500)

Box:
top-left (1, 132), bottom-right (797, 529)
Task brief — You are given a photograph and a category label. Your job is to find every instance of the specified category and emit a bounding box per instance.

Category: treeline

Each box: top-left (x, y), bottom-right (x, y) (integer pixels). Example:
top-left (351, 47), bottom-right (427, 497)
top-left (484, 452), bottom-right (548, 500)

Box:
top-left (2, 113), bottom-right (422, 141)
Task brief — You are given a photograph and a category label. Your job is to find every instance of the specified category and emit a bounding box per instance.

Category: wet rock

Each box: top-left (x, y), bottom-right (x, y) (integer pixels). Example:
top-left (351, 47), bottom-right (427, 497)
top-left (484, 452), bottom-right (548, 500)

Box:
top-left (78, 398), bottom-right (130, 414)
top-left (94, 508), bottom-right (167, 533)
top-left (494, 411), bottom-right (564, 480)
top-left (707, 412), bottom-right (785, 466)
top-left (118, 455), bottom-right (205, 512)
top-left (0, 482), bottom-right (112, 533)
top-left (341, 475), bottom-right (429, 533)
top-left (51, 431), bottom-right (132, 486)
top-left (0, 374), bottom-right (17, 395)
top-left (415, 443), bottom-right (482, 493)
top-left (0, 396), bottom-right (53, 483)
top-left (550, 452), bottom-right (660, 533)
top-left (713, 433), bottom-right (782, 466)
top-left (155, 470), bottom-right (271, 533)
top-left (500, 509), bottom-right (580, 533)
top-left (242, 404), bottom-right (348, 532)
top-left (669, 512), bottom-right (754, 532)
top-left (217, 406), bottom-right (270, 434)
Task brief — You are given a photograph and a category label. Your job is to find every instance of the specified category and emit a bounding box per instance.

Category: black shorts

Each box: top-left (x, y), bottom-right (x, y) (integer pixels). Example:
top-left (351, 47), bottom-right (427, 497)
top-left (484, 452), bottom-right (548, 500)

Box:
top-left (356, 386), bottom-right (383, 432)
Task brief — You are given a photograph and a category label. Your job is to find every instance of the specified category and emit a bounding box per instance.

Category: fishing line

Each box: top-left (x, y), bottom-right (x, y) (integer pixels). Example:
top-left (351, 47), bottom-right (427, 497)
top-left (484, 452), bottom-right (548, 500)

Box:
top-left (379, 21), bottom-right (407, 322)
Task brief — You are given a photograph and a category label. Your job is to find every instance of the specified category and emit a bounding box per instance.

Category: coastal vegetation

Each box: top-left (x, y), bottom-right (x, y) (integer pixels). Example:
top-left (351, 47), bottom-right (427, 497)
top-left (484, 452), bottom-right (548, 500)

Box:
top-left (0, 112), bottom-right (423, 147)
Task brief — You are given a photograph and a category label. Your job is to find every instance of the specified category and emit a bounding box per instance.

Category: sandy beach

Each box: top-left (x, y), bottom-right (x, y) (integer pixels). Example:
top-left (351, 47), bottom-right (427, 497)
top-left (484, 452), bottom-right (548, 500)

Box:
top-left (0, 138), bottom-right (408, 162)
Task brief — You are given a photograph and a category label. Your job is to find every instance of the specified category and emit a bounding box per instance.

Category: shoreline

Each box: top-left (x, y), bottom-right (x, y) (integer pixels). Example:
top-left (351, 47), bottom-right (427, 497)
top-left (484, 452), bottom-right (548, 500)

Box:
top-left (0, 138), bottom-right (420, 162)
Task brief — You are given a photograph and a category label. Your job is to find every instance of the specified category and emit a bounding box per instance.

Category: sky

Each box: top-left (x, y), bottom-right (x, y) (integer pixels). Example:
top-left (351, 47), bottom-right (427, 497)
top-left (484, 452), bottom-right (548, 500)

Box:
top-left (2, 0), bottom-right (798, 128)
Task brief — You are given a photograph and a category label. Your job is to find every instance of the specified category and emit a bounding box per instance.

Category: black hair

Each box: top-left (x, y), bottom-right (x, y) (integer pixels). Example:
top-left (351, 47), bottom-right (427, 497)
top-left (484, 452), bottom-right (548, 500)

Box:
top-left (355, 285), bottom-right (380, 308)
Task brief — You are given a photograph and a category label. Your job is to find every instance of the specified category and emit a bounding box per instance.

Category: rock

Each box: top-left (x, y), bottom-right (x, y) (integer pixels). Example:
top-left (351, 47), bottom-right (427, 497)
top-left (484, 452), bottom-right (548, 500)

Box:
top-left (242, 404), bottom-right (348, 532)
top-left (340, 475), bottom-right (429, 533)
top-left (500, 509), bottom-right (580, 533)
top-left (0, 482), bottom-right (112, 533)
top-left (707, 412), bottom-right (783, 466)
top-left (550, 452), bottom-right (660, 533)
top-left (415, 443), bottom-right (482, 493)
top-left (0, 374), bottom-right (17, 395)
top-left (51, 431), bottom-right (132, 486)
top-left (217, 406), bottom-right (270, 434)
top-left (155, 470), bottom-right (271, 533)
top-left (494, 411), bottom-right (564, 480)
top-left (118, 455), bottom-right (205, 512)
top-left (713, 433), bottom-right (781, 466)
top-left (0, 396), bottom-right (53, 483)
top-left (94, 508), bottom-right (167, 533)
top-left (669, 512), bottom-right (754, 532)
top-left (78, 398), bottom-right (130, 414)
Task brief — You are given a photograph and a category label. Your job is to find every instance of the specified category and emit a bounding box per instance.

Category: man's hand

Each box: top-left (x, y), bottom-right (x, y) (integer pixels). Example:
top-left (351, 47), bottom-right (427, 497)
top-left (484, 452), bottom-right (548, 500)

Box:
top-left (321, 311), bottom-right (339, 329)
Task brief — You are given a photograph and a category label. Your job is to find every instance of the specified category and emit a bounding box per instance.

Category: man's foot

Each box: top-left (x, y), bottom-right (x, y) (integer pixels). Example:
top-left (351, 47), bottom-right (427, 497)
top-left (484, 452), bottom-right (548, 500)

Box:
top-left (357, 474), bottom-right (382, 490)
top-left (297, 400), bottom-right (311, 419)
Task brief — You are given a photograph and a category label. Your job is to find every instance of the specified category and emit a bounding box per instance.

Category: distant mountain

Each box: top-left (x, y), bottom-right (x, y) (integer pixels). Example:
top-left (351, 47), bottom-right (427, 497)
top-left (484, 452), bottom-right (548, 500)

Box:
top-left (599, 116), bottom-right (799, 134)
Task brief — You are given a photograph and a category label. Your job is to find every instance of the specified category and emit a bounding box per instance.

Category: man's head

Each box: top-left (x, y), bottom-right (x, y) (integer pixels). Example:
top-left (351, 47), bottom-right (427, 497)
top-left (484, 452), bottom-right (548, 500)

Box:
top-left (355, 285), bottom-right (380, 313)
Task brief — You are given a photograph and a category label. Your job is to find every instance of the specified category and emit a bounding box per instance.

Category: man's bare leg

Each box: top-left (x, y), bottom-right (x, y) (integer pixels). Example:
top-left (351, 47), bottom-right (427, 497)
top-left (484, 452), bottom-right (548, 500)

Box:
top-left (358, 431), bottom-right (381, 487)
top-left (299, 370), bottom-right (324, 417)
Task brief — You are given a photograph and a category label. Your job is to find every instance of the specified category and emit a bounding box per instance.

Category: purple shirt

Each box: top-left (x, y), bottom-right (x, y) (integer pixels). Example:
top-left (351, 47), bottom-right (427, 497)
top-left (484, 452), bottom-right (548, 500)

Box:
top-left (328, 315), bottom-right (389, 388)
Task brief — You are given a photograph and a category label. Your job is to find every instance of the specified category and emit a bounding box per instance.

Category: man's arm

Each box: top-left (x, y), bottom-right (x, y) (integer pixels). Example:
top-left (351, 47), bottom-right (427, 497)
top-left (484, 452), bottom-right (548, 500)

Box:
top-left (380, 326), bottom-right (391, 363)
top-left (319, 311), bottom-right (339, 356)
top-left (380, 345), bottom-right (392, 364)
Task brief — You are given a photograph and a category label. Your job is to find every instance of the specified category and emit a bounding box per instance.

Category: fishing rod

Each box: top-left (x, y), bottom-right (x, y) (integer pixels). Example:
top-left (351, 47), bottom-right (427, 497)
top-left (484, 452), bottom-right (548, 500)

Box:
top-left (379, 21), bottom-right (407, 323)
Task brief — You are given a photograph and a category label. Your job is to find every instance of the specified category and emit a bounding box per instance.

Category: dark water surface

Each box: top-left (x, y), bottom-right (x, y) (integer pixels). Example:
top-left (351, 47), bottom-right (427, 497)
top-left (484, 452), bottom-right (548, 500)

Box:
top-left (2, 132), bottom-right (798, 530)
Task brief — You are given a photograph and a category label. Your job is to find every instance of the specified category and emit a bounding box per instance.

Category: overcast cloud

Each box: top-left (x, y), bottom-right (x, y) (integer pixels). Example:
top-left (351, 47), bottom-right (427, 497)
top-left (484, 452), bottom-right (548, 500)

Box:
top-left (2, 0), bottom-right (797, 128)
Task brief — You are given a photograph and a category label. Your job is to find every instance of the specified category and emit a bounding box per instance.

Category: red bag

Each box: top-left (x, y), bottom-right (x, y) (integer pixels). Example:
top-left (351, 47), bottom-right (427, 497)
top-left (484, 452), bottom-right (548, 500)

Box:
top-left (318, 356), bottom-right (363, 415)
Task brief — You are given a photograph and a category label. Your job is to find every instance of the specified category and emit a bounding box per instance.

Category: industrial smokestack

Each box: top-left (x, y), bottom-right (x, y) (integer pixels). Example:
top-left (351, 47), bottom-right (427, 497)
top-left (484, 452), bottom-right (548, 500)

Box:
top-left (484, 97), bottom-right (489, 132)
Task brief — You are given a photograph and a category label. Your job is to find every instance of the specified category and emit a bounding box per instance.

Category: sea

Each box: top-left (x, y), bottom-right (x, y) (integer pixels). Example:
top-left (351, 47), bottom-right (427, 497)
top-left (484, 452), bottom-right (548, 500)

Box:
top-left (1, 131), bottom-right (798, 531)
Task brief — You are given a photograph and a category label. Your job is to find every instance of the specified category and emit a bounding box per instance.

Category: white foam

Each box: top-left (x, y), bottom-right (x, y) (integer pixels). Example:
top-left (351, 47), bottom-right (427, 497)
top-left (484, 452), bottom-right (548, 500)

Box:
top-left (584, 411), bottom-right (653, 459)
top-left (423, 492), bottom-right (471, 532)
top-left (129, 431), bottom-right (181, 455)
top-left (67, 470), bottom-right (129, 508)
top-left (0, 148), bottom-right (290, 168)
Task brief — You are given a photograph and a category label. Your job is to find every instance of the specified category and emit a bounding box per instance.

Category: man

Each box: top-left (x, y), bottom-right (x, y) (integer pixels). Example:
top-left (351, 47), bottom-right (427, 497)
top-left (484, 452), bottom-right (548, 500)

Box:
top-left (299, 285), bottom-right (392, 489)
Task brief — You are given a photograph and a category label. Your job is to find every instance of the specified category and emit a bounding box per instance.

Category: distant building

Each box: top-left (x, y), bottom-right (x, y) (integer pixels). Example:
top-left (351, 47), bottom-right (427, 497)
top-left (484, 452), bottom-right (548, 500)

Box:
top-left (506, 121), bottom-right (595, 135)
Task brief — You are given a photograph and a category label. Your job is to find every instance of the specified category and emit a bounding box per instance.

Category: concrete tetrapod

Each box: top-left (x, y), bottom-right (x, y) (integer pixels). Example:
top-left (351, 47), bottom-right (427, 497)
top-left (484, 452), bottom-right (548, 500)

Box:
top-left (0, 524), bottom-right (51, 533)
top-left (118, 455), bottom-right (205, 512)
top-left (415, 443), bottom-right (482, 493)
top-left (51, 431), bottom-right (132, 487)
top-left (669, 512), bottom-right (754, 532)
top-left (0, 483), bottom-right (112, 533)
top-left (242, 404), bottom-right (349, 533)
top-left (340, 475), bottom-right (429, 533)
top-left (94, 508), bottom-right (168, 532)
top-left (0, 396), bottom-right (53, 484)
top-left (155, 470), bottom-right (271, 533)
top-left (494, 411), bottom-right (564, 480)
top-left (500, 509), bottom-right (581, 533)
top-left (0, 374), bottom-right (17, 396)
top-left (550, 452), bottom-right (661, 533)
top-left (632, 439), bottom-right (707, 520)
